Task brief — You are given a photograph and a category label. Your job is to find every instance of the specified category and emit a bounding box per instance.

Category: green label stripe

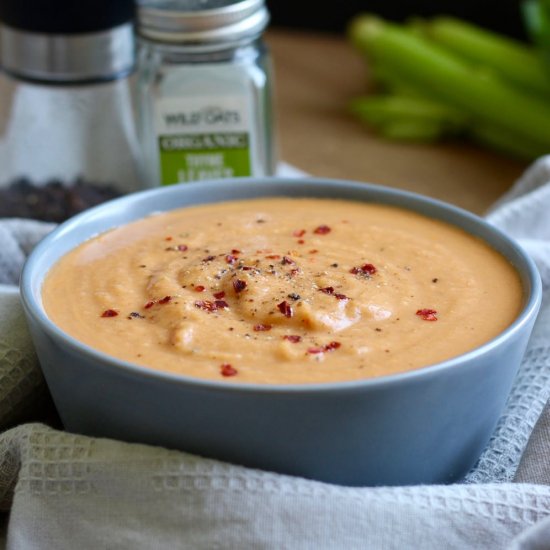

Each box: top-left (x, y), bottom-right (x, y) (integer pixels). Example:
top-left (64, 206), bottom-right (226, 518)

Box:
top-left (158, 132), bottom-right (251, 185)
top-left (160, 133), bottom-right (249, 152)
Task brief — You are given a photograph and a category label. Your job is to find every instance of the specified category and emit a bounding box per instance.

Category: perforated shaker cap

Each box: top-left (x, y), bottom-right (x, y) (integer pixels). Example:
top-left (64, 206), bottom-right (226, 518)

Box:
top-left (137, 0), bottom-right (269, 44)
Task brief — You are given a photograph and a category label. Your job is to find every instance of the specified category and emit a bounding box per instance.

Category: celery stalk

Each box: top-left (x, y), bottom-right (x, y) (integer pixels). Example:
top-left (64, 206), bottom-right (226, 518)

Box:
top-left (471, 122), bottom-right (548, 160)
top-left (379, 120), bottom-right (444, 141)
top-left (424, 16), bottom-right (550, 96)
top-left (350, 95), bottom-right (467, 131)
top-left (522, 0), bottom-right (550, 61)
top-left (370, 62), bottom-right (439, 98)
top-left (348, 15), bottom-right (550, 151)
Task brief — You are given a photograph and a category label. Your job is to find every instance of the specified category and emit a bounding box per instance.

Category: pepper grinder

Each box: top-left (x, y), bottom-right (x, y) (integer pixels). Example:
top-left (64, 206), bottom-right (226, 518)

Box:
top-left (0, 0), bottom-right (143, 193)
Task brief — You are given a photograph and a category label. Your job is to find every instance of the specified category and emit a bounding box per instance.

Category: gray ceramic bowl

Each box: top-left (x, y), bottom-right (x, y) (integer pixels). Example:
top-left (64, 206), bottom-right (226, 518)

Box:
top-left (20, 177), bottom-right (542, 487)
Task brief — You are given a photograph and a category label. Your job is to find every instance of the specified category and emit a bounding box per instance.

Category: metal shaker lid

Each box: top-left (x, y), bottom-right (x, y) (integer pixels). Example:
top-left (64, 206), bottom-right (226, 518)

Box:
top-left (137, 0), bottom-right (269, 45)
top-left (0, 0), bottom-right (135, 34)
top-left (0, 0), bottom-right (136, 83)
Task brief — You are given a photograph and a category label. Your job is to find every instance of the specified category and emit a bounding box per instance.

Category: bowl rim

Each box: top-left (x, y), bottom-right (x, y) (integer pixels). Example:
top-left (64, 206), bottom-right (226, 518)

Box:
top-left (20, 176), bottom-right (543, 394)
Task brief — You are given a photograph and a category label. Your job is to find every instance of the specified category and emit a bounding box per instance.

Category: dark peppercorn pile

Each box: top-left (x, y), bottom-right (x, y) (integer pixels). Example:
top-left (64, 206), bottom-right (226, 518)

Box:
top-left (0, 179), bottom-right (123, 223)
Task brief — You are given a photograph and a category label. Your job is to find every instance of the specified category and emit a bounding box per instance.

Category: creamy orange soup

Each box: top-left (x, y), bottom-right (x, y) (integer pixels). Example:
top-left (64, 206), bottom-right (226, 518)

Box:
top-left (42, 197), bottom-right (523, 384)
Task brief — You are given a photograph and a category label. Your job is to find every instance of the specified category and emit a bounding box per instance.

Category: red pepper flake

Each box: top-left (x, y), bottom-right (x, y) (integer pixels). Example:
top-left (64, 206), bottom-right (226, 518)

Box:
top-left (213, 291), bottom-right (225, 299)
top-left (101, 309), bottom-right (118, 318)
top-left (177, 244), bottom-right (188, 252)
top-left (194, 286), bottom-right (206, 292)
top-left (350, 263), bottom-right (377, 276)
top-left (416, 308), bottom-right (438, 321)
top-left (265, 254), bottom-right (281, 260)
top-left (283, 335), bottom-right (301, 343)
top-left (231, 249), bottom-right (241, 254)
top-left (233, 279), bottom-right (247, 293)
top-left (226, 254), bottom-right (237, 264)
top-left (158, 295), bottom-right (172, 305)
top-left (290, 268), bottom-right (300, 277)
top-left (253, 324), bottom-right (272, 332)
top-left (281, 256), bottom-right (295, 265)
top-left (308, 341), bottom-right (341, 354)
top-left (309, 249), bottom-right (318, 254)
top-left (277, 300), bottom-right (293, 318)
top-left (325, 341), bottom-right (341, 351)
top-left (195, 300), bottom-right (225, 312)
top-left (214, 300), bottom-right (229, 309)
top-left (165, 236), bottom-right (173, 241)
top-left (293, 229), bottom-right (306, 237)
top-left (144, 301), bottom-right (155, 309)
top-left (297, 239), bottom-right (305, 245)
top-left (314, 225), bottom-right (331, 235)
top-left (220, 364), bottom-right (238, 377)
top-left (319, 287), bottom-right (348, 300)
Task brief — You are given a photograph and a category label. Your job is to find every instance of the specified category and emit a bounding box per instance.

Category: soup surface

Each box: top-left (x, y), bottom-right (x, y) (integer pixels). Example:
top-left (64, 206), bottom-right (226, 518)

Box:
top-left (42, 197), bottom-right (523, 384)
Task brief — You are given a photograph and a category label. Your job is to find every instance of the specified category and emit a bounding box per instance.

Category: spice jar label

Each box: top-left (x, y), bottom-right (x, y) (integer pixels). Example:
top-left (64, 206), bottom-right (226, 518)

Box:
top-left (154, 95), bottom-right (253, 185)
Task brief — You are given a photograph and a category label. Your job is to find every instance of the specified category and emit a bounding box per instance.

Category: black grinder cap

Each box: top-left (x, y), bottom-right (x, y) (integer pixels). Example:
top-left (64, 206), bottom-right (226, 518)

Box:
top-left (0, 0), bottom-right (135, 34)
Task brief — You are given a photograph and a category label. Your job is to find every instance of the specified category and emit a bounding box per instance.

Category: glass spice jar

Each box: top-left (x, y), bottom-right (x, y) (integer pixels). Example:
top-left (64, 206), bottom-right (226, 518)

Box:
top-left (135, 0), bottom-right (277, 186)
top-left (0, 0), bottom-right (144, 223)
